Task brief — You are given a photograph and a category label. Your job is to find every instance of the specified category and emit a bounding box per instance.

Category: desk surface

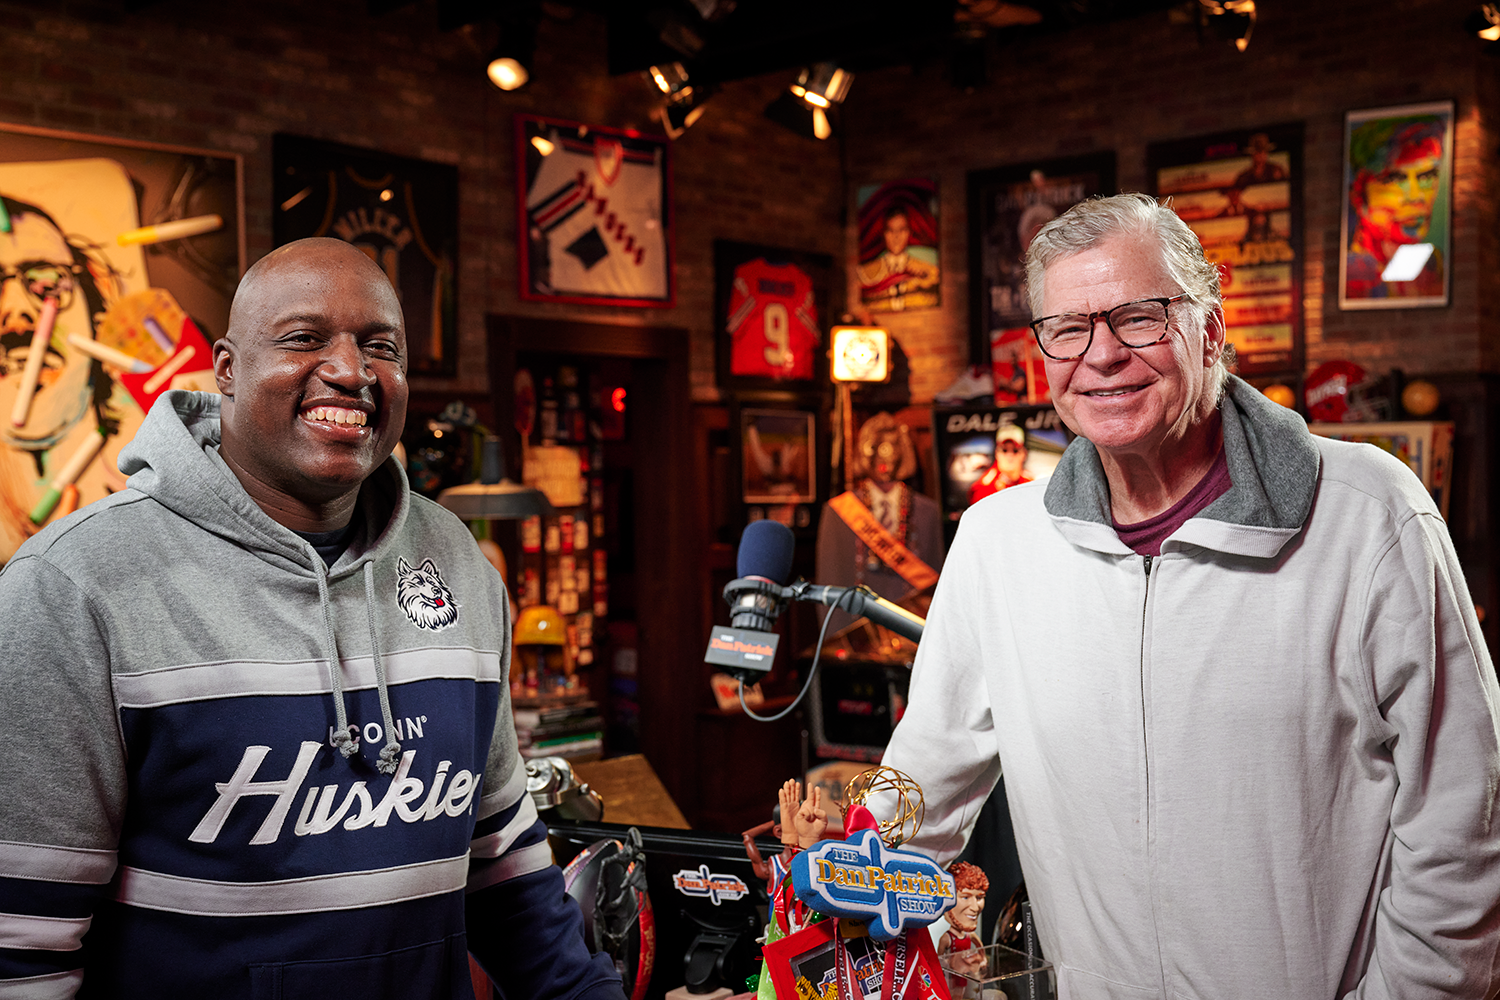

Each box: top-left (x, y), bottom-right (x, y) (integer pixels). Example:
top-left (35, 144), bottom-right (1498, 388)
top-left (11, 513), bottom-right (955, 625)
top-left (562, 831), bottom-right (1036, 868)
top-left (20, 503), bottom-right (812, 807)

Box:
top-left (572, 753), bottom-right (690, 830)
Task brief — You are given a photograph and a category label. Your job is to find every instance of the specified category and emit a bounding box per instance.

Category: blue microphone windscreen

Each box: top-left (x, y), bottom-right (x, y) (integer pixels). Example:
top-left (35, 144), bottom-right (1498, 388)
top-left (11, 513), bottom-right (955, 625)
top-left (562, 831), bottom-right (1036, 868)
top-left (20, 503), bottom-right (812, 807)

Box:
top-left (736, 519), bottom-right (796, 583)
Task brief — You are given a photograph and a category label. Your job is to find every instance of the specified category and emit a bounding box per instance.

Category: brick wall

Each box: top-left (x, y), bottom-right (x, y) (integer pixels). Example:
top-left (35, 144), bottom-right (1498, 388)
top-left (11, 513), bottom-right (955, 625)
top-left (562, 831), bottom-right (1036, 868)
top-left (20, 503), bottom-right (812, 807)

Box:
top-left (5, 1), bottom-right (1494, 403)
top-left (0, 0), bottom-right (844, 403)
top-left (841, 0), bottom-right (1500, 402)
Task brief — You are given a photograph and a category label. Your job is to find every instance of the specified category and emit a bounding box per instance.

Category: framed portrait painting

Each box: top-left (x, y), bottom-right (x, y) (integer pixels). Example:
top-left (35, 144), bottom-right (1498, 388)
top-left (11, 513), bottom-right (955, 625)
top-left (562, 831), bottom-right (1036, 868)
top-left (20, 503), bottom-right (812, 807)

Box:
top-left (273, 133), bottom-right (458, 376)
top-left (516, 115), bottom-right (674, 309)
top-left (1339, 101), bottom-right (1454, 310)
top-left (855, 177), bottom-right (940, 313)
top-left (1149, 122), bottom-right (1304, 375)
top-left (967, 153), bottom-right (1115, 366)
top-left (715, 240), bottom-right (832, 390)
top-left (0, 121), bottom-right (243, 562)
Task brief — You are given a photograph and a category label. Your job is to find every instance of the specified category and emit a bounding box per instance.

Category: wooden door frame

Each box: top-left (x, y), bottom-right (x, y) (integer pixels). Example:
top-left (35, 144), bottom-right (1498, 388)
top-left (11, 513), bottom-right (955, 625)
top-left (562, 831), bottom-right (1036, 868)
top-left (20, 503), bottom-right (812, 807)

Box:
top-left (486, 315), bottom-right (699, 815)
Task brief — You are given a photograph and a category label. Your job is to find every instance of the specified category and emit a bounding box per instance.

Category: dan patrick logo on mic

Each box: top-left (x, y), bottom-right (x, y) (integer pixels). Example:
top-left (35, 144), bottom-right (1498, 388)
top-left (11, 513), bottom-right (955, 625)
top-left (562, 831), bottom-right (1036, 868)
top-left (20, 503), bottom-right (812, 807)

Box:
top-left (704, 626), bottom-right (780, 673)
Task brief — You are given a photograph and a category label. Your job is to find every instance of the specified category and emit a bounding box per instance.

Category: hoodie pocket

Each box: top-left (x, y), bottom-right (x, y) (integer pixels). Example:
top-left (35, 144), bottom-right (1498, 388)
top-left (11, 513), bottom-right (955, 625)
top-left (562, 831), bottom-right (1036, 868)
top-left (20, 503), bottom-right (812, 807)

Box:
top-left (248, 933), bottom-right (469, 999)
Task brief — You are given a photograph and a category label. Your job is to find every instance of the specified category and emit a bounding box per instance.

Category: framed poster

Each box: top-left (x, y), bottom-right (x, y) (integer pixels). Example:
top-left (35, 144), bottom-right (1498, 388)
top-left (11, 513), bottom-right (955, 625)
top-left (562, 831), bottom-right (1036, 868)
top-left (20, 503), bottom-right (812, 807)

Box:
top-left (0, 121), bottom-right (243, 563)
top-left (273, 133), bottom-right (458, 377)
top-left (968, 153), bottom-right (1115, 365)
top-left (516, 115), bottom-right (673, 309)
top-left (741, 407), bottom-right (817, 505)
top-left (1339, 101), bottom-right (1454, 309)
top-left (856, 177), bottom-right (940, 313)
top-left (1150, 123), bottom-right (1304, 376)
top-left (715, 240), bottom-right (832, 390)
top-left (933, 404), bottom-right (1072, 547)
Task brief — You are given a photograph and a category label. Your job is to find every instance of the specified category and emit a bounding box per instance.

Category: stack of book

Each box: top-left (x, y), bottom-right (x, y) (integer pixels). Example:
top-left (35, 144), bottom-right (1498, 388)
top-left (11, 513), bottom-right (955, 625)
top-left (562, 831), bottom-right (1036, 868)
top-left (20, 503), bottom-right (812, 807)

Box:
top-left (514, 701), bottom-right (604, 761)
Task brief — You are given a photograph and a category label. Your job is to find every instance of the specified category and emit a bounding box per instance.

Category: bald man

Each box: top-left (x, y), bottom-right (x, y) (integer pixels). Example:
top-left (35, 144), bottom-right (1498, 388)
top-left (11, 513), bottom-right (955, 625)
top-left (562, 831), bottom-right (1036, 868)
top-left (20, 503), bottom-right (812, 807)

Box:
top-left (0, 240), bottom-right (626, 999)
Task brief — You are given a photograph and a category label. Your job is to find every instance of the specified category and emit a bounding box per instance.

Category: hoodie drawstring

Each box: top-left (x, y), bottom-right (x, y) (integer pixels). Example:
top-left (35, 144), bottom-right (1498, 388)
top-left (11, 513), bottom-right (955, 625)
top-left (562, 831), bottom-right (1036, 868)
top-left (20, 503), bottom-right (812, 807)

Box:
top-left (315, 557), bottom-right (403, 775)
top-left (364, 561), bottom-right (403, 774)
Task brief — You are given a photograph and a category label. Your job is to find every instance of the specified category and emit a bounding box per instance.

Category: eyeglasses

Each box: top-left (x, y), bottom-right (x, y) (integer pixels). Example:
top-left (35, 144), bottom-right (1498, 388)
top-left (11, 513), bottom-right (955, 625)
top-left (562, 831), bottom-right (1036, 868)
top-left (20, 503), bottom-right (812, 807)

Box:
top-left (1029, 294), bottom-right (1187, 361)
top-left (0, 261), bottom-right (79, 311)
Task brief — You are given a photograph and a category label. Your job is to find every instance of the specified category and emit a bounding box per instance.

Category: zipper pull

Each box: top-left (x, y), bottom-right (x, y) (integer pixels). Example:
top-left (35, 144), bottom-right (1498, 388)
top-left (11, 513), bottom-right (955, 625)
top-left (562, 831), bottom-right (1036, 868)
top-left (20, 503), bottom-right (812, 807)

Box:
top-left (1144, 554), bottom-right (1153, 576)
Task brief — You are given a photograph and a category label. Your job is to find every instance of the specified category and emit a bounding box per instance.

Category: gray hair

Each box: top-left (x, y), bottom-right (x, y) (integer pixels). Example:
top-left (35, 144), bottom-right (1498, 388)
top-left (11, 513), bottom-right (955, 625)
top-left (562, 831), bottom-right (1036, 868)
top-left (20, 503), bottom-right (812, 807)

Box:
top-left (1024, 192), bottom-right (1234, 402)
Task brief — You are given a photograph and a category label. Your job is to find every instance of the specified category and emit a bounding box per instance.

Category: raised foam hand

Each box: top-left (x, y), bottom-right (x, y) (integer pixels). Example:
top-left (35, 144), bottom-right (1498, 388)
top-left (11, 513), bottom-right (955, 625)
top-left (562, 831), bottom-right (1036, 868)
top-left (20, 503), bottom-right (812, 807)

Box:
top-left (794, 784), bottom-right (827, 848)
top-left (778, 779), bottom-right (803, 849)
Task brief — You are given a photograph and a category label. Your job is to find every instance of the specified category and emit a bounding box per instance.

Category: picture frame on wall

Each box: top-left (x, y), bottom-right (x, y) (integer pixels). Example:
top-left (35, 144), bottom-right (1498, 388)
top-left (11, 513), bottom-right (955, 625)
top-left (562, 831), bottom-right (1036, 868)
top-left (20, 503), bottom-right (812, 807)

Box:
top-left (932, 403), bottom-right (1072, 548)
top-left (855, 177), bottom-right (940, 313)
top-left (1149, 122), bottom-right (1304, 376)
top-left (273, 133), bottom-right (459, 377)
top-left (967, 152), bottom-right (1116, 367)
top-left (0, 121), bottom-right (244, 563)
top-left (516, 114), bottom-right (674, 309)
top-left (740, 407), bottom-right (818, 505)
top-left (1339, 101), bottom-right (1454, 310)
top-left (714, 239), bottom-right (833, 391)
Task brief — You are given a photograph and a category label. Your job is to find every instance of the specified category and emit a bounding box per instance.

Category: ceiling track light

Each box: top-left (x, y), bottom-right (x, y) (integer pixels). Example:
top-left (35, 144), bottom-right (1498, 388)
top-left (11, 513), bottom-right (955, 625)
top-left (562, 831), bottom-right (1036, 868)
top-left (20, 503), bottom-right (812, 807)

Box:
top-left (486, 4), bottom-right (540, 91)
top-left (1465, 3), bottom-right (1500, 41)
top-left (1198, 0), bottom-right (1256, 52)
top-left (765, 62), bottom-right (853, 141)
top-left (649, 61), bottom-right (715, 138)
top-left (790, 62), bottom-right (853, 109)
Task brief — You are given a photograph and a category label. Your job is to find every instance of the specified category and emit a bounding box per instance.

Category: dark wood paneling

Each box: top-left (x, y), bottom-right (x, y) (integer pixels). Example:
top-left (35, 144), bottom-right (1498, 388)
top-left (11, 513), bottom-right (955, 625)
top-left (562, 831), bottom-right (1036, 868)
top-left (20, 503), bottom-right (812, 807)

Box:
top-left (486, 315), bottom-right (703, 821)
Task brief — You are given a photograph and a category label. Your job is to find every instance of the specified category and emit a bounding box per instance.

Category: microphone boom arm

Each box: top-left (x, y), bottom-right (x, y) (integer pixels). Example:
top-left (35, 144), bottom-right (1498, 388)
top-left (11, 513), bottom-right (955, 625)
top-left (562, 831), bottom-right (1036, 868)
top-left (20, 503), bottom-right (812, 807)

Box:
top-left (785, 581), bottom-right (926, 644)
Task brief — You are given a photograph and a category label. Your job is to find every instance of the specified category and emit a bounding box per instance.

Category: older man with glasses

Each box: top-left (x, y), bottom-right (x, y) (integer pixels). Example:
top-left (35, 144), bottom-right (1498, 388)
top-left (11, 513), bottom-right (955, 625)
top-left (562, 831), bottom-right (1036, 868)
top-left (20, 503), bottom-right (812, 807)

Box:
top-left (878, 193), bottom-right (1500, 998)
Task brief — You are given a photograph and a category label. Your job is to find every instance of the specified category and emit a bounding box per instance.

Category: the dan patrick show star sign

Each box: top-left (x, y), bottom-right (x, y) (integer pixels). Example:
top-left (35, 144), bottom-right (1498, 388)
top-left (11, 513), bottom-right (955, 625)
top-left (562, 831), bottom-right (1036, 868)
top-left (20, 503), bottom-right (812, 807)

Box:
top-left (789, 828), bottom-right (955, 940)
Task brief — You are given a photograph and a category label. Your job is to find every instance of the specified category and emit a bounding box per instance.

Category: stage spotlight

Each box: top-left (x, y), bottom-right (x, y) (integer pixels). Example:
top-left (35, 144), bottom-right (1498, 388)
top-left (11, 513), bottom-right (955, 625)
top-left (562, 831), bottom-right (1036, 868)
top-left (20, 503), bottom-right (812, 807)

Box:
top-left (1199, 0), bottom-right (1255, 52)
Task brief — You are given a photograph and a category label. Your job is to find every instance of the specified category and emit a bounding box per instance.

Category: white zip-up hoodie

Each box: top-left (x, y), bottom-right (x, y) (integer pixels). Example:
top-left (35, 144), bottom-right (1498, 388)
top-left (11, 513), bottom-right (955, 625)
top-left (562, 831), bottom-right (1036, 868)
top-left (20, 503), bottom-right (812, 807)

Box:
top-left (881, 377), bottom-right (1500, 999)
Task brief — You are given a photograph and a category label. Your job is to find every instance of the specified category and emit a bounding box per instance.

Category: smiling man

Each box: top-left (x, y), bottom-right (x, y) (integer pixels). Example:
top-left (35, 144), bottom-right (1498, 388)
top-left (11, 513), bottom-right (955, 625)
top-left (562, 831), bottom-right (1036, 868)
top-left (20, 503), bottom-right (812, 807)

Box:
top-left (877, 194), bottom-right (1500, 998)
top-left (0, 239), bottom-right (625, 1000)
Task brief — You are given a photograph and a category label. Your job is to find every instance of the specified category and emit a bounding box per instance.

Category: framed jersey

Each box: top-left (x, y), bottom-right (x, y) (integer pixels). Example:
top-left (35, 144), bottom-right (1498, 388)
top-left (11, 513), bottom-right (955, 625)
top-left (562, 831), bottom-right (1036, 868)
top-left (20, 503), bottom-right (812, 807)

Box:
top-left (273, 133), bottom-right (458, 377)
top-left (516, 115), bottom-right (674, 309)
top-left (714, 240), bottom-right (833, 390)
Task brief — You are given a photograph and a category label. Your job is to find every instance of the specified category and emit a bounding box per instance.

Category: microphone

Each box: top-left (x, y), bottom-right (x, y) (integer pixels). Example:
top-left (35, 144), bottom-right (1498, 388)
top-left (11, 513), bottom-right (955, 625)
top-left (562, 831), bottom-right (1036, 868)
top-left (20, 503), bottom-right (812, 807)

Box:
top-left (706, 520), bottom-right (796, 680)
top-left (727, 519), bottom-right (796, 631)
top-left (705, 520), bottom-right (929, 683)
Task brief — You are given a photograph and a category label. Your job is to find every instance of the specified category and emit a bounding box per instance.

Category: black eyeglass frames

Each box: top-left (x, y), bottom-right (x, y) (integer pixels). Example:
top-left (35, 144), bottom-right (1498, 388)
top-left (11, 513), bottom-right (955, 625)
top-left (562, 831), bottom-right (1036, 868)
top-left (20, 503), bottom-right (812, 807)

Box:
top-left (1029, 294), bottom-right (1188, 361)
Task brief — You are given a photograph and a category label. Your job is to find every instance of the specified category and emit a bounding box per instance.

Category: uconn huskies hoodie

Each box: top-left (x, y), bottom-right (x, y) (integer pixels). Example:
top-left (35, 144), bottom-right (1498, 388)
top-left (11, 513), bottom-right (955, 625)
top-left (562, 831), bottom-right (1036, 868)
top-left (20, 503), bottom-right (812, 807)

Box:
top-left (0, 391), bottom-right (622, 1000)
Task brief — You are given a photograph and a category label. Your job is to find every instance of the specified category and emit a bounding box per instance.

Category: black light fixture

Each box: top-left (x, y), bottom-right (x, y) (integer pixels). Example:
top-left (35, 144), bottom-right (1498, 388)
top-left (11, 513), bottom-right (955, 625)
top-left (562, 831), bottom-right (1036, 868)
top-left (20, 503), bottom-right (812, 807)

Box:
top-left (650, 61), bottom-right (715, 138)
top-left (486, 4), bottom-right (539, 91)
top-left (764, 62), bottom-right (853, 141)
top-left (1198, 0), bottom-right (1256, 52)
top-left (1465, 3), bottom-right (1500, 40)
top-left (436, 436), bottom-right (552, 520)
top-left (789, 62), bottom-right (853, 110)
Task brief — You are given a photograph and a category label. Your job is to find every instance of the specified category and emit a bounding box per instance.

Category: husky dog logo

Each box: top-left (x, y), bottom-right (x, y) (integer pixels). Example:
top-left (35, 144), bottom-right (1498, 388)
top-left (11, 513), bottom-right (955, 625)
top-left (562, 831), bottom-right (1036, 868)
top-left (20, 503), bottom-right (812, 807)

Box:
top-left (397, 557), bottom-right (459, 631)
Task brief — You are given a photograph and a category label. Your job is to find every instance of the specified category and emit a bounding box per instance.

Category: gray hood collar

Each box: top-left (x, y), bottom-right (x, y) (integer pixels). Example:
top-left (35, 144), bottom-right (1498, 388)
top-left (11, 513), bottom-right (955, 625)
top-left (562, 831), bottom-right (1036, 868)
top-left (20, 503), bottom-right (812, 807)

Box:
top-left (119, 390), bottom-right (410, 578)
top-left (1044, 375), bottom-right (1319, 559)
top-left (120, 390), bottom-right (409, 773)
